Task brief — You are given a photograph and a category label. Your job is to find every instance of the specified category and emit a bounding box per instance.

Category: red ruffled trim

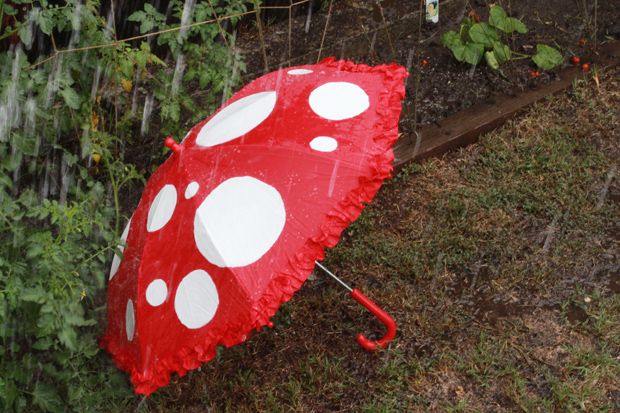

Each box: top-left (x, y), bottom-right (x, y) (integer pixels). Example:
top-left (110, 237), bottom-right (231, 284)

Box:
top-left (100, 58), bottom-right (407, 395)
top-left (252, 57), bottom-right (408, 326)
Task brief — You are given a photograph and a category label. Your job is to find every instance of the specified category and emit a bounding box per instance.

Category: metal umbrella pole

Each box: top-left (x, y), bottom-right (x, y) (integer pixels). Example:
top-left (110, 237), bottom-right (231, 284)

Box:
top-left (314, 261), bottom-right (396, 350)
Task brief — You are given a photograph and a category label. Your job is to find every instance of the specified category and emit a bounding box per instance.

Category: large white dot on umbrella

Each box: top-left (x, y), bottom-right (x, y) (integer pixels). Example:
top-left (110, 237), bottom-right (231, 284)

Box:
top-left (185, 181), bottom-right (199, 199)
top-left (288, 69), bottom-right (313, 75)
top-left (309, 82), bottom-right (369, 120)
top-left (196, 91), bottom-right (277, 147)
top-left (146, 279), bottom-right (168, 307)
top-left (147, 184), bottom-right (177, 232)
top-left (194, 176), bottom-right (286, 268)
top-left (310, 136), bottom-right (338, 152)
top-left (174, 269), bottom-right (219, 329)
top-left (109, 219), bottom-right (131, 280)
top-left (126, 299), bottom-right (135, 341)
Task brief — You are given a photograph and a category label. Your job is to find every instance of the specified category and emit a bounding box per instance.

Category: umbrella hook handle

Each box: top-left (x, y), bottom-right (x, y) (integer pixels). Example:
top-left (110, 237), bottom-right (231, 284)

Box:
top-left (350, 288), bottom-right (397, 351)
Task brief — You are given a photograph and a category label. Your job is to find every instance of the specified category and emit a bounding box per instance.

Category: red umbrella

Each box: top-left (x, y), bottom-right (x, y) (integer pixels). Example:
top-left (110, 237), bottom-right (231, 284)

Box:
top-left (100, 57), bottom-right (407, 395)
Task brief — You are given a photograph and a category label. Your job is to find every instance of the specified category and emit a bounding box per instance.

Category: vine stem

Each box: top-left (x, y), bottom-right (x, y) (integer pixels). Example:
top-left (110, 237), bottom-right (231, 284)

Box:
top-left (80, 245), bottom-right (115, 266)
top-left (511, 50), bottom-right (531, 58)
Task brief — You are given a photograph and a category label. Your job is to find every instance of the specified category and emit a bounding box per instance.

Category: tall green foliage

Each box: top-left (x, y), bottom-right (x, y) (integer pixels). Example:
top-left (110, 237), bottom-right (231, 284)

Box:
top-left (0, 0), bottom-right (251, 411)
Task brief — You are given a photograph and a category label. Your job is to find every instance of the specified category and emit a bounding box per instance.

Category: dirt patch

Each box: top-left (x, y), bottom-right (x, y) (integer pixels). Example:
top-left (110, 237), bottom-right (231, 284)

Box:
top-left (233, 0), bottom-right (620, 133)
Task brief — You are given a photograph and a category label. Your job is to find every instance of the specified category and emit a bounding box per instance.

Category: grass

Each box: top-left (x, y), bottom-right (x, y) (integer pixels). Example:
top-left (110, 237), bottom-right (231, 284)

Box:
top-left (133, 67), bottom-right (620, 412)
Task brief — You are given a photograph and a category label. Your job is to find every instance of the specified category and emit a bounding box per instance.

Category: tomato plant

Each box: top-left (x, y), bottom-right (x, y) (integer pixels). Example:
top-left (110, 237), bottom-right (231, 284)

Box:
top-left (0, 1), bottom-right (253, 411)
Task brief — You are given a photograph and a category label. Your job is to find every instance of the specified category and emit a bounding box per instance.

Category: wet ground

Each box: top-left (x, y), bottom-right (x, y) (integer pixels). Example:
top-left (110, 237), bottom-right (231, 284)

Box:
top-left (234, 0), bottom-right (620, 134)
top-left (135, 58), bottom-right (620, 413)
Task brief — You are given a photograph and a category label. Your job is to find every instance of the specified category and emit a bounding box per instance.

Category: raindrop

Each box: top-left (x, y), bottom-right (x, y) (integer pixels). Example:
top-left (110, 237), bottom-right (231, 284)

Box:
top-left (221, 38), bottom-right (241, 106)
top-left (0, 106), bottom-right (8, 143)
top-left (24, 97), bottom-right (37, 135)
top-left (130, 70), bottom-right (140, 115)
top-left (10, 141), bottom-right (22, 197)
top-left (405, 48), bottom-right (415, 87)
top-left (40, 154), bottom-right (52, 200)
top-left (171, 54), bottom-right (186, 97)
top-left (90, 64), bottom-right (102, 102)
top-left (305, 0), bottom-right (314, 34)
top-left (105, 8), bottom-right (116, 40)
top-left (59, 153), bottom-right (72, 206)
top-left (0, 48), bottom-right (23, 142)
top-left (45, 55), bottom-right (64, 109)
top-left (140, 94), bottom-right (155, 136)
top-left (368, 32), bottom-right (377, 57)
top-left (49, 152), bottom-right (59, 198)
top-left (69, 1), bottom-right (83, 47)
top-left (178, 0), bottom-right (197, 42)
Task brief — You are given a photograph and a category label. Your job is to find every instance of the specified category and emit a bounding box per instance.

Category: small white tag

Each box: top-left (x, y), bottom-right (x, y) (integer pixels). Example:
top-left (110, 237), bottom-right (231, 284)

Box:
top-left (425, 0), bottom-right (439, 23)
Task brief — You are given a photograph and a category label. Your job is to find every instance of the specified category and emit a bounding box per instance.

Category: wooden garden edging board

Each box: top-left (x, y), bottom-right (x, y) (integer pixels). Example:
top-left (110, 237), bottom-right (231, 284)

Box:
top-left (393, 41), bottom-right (620, 166)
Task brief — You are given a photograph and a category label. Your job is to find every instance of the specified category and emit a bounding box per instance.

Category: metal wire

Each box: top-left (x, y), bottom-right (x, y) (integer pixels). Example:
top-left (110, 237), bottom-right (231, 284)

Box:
top-left (314, 261), bottom-right (352, 292)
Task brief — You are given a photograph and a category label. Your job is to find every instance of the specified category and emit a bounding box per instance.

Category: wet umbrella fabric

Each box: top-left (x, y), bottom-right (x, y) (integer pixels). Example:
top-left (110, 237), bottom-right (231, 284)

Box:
top-left (100, 57), bottom-right (407, 395)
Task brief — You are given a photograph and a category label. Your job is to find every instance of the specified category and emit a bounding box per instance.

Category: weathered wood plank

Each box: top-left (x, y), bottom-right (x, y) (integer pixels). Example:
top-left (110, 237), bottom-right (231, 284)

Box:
top-left (394, 41), bottom-right (620, 166)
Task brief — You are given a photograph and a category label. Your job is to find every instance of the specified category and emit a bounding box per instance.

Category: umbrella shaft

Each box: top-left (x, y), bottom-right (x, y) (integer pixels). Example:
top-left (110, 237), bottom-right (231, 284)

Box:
top-left (314, 261), bottom-right (352, 292)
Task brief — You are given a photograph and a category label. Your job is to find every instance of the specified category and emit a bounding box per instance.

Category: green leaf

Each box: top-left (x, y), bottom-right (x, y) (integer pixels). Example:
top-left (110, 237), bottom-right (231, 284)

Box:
top-left (60, 87), bottom-right (81, 110)
top-left (58, 326), bottom-right (78, 351)
top-left (469, 23), bottom-right (499, 48)
top-left (18, 22), bottom-right (33, 48)
top-left (441, 31), bottom-right (461, 49)
top-left (32, 382), bottom-right (63, 413)
top-left (507, 17), bottom-right (528, 34)
top-left (488, 5), bottom-right (508, 29)
top-left (485, 51), bottom-right (500, 70)
top-left (489, 5), bottom-right (528, 34)
top-left (32, 337), bottom-right (54, 351)
top-left (459, 17), bottom-right (475, 42)
top-left (37, 10), bottom-right (55, 35)
top-left (462, 43), bottom-right (485, 65)
top-left (2, 3), bottom-right (17, 15)
top-left (492, 41), bottom-right (512, 64)
top-left (532, 44), bottom-right (563, 70)
top-left (20, 286), bottom-right (47, 303)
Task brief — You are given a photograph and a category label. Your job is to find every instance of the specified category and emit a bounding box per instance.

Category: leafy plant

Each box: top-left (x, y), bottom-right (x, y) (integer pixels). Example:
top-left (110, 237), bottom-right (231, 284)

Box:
top-left (0, 0), bottom-right (253, 411)
top-left (441, 5), bottom-right (563, 71)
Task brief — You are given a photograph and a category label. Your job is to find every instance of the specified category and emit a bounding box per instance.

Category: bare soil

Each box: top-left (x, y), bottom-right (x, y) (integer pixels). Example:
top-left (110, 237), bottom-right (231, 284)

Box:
top-left (236, 0), bottom-right (620, 133)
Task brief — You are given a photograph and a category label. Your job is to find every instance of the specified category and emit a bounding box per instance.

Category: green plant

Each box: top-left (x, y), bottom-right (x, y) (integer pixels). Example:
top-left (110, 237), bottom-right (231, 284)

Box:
top-left (441, 5), bottom-right (563, 71)
top-left (0, 0), bottom-right (253, 411)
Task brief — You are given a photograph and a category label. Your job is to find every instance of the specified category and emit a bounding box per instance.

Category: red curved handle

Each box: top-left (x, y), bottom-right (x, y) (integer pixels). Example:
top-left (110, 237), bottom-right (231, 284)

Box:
top-left (350, 289), bottom-right (397, 351)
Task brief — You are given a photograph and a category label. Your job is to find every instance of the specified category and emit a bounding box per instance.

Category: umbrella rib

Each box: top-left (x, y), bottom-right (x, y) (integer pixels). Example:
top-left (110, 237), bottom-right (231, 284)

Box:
top-left (314, 261), bottom-right (352, 292)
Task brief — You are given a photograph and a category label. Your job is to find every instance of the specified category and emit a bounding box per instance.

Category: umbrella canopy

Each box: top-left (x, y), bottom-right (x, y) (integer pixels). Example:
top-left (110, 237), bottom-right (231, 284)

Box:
top-left (100, 57), bottom-right (407, 395)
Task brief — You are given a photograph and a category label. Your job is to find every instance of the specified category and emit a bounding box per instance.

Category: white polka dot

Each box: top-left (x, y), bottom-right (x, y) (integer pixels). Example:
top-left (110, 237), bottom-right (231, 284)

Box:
top-left (196, 91), bottom-right (277, 147)
top-left (147, 185), bottom-right (177, 232)
top-left (288, 69), bottom-right (313, 75)
top-left (126, 299), bottom-right (135, 341)
top-left (185, 181), bottom-right (199, 199)
top-left (310, 136), bottom-right (338, 152)
top-left (194, 177), bottom-right (286, 268)
top-left (309, 82), bottom-right (369, 120)
top-left (109, 219), bottom-right (131, 280)
top-left (146, 279), bottom-right (168, 307)
top-left (174, 269), bottom-right (219, 329)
